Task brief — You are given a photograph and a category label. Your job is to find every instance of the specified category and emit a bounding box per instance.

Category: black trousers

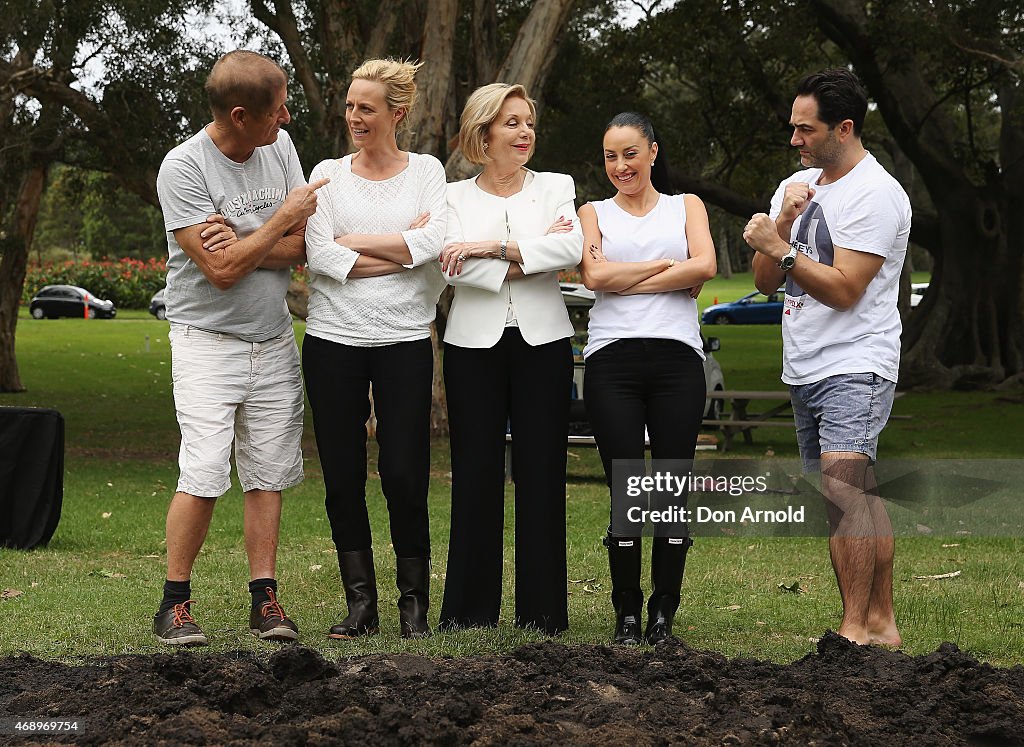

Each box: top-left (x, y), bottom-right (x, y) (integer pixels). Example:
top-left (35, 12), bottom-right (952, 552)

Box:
top-left (583, 338), bottom-right (706, 534)
top-left (440, 328), bottom-right (572, 635)
top-left (302, 334), bottom-right (433, 558)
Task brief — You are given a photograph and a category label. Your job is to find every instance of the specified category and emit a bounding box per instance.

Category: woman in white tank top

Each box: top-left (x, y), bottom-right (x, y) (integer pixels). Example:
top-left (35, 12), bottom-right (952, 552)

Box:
top-left (578, 112), bottom-right (717, 646)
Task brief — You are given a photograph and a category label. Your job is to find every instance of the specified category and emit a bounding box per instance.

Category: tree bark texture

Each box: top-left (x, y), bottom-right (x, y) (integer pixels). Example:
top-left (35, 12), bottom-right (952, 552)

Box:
top-left (0, 165), bottom-right (47, 392)
top-left (445, 0), bottom-right (581, 180)
top-left (401, 0), bottom-right (458, 156)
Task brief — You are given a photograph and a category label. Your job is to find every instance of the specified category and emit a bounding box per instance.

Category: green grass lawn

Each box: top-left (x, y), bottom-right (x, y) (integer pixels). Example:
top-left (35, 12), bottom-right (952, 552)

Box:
top-left (2, 274), bottom-right (1022, 665)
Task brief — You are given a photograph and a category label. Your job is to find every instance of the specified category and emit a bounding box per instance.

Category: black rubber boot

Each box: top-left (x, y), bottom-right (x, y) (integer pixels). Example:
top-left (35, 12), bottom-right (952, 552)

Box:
top-left (328, 549), bottom-right (380, 639)
top-left (645, 536), bottom-right (692, 644)
top-left (605, 534), bottom-right (643, 646)
top-left (396, 556), bottom-right (432, 639)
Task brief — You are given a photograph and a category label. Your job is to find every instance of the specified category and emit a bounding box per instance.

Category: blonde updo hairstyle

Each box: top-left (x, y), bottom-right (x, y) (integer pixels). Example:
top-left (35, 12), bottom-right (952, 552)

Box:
top-left (350, 58), bottom-right (423, 130)
top-left (458, 83), bottom-right (537, 165)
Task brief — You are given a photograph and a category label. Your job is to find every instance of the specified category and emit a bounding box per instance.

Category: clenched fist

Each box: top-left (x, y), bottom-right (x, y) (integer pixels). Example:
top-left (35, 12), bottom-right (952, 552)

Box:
top-left (779, 182), bottom-right (815, 224)
top-left (743, 213), bottom-right (784, 257)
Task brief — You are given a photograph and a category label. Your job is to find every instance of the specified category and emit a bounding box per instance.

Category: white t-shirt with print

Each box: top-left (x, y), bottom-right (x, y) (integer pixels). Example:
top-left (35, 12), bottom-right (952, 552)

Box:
top-left (768, 152), bottom-right (911, 385)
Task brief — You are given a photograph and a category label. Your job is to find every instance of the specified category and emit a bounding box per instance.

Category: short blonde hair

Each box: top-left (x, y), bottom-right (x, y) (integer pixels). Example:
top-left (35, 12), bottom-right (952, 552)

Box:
top-left (458, 83), bottom-right (537, 165)
top-left (351, 58), bottom-right (423, 129)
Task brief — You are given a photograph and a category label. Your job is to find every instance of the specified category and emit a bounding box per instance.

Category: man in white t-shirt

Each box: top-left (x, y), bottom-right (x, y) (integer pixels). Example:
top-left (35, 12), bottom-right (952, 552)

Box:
top-left (152, 50), bottom-right (328, 646)
top-left (744, 68), bottom-right (911, 647)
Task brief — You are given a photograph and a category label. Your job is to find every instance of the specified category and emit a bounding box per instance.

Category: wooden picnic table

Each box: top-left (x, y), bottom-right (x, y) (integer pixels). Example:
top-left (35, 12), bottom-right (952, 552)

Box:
top-left (702, 390), bottom-right (795, 451)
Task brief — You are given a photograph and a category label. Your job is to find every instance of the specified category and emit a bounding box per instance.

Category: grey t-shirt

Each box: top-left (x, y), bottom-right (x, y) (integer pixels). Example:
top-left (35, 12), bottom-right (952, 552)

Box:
top-left (157, 128), bottom-right (306, 342)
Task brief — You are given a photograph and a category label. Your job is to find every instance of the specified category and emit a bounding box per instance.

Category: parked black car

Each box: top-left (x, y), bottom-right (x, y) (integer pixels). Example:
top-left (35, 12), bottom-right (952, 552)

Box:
top-left (29, 285), bottom-right (116, 319)
top-left (149, 288), bottom-right (166, 320)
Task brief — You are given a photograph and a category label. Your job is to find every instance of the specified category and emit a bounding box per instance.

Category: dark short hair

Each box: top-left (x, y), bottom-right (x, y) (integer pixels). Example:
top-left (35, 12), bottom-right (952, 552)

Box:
top-left (795, 68), bottom-right (868, 136)
top-left (605, 112), bottom-right (671, 193)
top-left (205, 50), bottom-right (288, 117)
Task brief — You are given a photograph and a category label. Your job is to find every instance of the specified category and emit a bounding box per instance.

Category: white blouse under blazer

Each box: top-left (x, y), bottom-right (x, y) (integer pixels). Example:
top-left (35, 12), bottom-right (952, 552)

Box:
top-left (443, 170), bottom-right (584, 348)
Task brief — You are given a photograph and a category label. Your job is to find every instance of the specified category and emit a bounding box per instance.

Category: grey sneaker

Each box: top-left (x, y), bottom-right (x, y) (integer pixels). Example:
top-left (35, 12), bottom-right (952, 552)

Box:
top-left (153, 601), bottom-right (209, 646)
top-left (249, 588), bottom-right (299, 641)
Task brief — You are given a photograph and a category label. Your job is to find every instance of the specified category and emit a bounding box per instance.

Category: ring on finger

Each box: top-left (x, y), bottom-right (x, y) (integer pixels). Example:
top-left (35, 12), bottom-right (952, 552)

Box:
top-left (457, 254), bottom-right (467, 262)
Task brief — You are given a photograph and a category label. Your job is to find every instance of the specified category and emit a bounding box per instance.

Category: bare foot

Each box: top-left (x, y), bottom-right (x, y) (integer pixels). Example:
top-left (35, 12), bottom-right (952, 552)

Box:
top-left (867, 616), bottom-right (903, 647)
top-left (868, 627), bottom-right (903, 647)
top-left (836, 623), bottom-right (872, 645)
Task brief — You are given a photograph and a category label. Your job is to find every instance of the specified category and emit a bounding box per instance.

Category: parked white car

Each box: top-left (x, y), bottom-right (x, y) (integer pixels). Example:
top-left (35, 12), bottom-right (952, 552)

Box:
top-left (910, 282), bottom-right (928, 309)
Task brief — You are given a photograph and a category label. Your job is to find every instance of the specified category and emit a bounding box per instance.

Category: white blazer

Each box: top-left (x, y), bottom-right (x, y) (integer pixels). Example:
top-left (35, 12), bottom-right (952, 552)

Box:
top-left (443, 171), bottom-right (584, 348)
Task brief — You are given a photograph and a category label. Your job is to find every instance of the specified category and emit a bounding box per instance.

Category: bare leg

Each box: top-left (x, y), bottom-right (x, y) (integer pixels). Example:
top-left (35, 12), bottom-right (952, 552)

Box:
top-left (166, 492), bottom-right (217, 581)
top-left (864, 467), bottom-right (902, 645)
top-left (244, 489), bottom-right (282, 581)
top-left (821, 453), bottom-right (875, 645)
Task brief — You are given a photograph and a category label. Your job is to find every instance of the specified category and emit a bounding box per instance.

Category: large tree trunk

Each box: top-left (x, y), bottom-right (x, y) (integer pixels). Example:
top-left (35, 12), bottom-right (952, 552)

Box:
top-left (0, 164), bottom-right (47, 392)
top-left (902, 187), bottom-right (1024, 389)
top-left (402, 0), bottom-right (458, 156)
top-left (445, 0), bottom-right (581, 180)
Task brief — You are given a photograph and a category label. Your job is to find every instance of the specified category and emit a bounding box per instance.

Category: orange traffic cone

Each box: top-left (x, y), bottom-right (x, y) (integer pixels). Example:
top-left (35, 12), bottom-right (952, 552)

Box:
top-left (713, 296), bottom-right (718, 305)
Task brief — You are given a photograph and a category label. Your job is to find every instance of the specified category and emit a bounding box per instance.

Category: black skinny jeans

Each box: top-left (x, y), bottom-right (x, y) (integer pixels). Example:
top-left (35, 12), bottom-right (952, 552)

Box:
top-left (440, 328), bottom-right (572, 635)
top-left (583, 338), bottom-right (707, 536)
top-left (302, 334), bottom-right (433, 558)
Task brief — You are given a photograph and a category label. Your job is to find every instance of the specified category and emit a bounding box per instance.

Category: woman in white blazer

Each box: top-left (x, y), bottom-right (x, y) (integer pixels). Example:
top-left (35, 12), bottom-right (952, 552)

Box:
top-left (437, 83), bottom-right (583, 636)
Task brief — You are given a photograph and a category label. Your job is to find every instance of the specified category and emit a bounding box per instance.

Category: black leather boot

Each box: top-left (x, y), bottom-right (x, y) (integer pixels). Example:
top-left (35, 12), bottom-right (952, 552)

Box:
top-left (605, 534), bottom-right (643, 646)
top-left (645, 536), bottom-right (692, 644)
top-left (328, 549), bottom-right (380, 638)
top-left (396, 556), bottom-right (432, 639)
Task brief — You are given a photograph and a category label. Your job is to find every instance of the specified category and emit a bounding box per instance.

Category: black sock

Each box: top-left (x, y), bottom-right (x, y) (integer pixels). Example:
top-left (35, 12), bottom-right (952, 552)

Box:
top-left (249, 578), bottom-right (277, 608)
top-left (159, 579), bottom-right (191, 615)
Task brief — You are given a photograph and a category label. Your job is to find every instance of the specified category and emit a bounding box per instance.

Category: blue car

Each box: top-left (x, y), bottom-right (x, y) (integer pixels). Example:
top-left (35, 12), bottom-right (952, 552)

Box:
top-left (701, 289), bottom-right (784, 325)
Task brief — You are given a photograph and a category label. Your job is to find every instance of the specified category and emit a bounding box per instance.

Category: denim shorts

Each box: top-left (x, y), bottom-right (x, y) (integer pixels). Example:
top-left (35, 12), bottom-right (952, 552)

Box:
top-left (169, 324), bottom-right (304, 497)
top-left (790, 372), bottom-right (896, 472)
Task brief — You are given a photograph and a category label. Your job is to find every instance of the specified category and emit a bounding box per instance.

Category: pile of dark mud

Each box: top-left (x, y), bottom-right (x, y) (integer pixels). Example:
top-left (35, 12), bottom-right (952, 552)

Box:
top-left (2, 632), bottom-right (1022, 745)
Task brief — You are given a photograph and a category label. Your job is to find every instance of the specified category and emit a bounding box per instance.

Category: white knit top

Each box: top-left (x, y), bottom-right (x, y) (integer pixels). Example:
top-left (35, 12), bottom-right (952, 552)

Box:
top-left (304, 152), bottom-right (447, 346)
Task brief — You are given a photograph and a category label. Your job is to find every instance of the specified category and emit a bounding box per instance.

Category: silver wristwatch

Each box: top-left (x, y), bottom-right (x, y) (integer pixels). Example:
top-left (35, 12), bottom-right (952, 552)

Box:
top-left (778, 244), bottom-right (798, 272)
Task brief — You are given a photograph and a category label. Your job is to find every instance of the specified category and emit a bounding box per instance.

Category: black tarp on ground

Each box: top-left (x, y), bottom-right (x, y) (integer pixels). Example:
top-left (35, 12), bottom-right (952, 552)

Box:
top-left (0, 407), bottom-right (64, 549)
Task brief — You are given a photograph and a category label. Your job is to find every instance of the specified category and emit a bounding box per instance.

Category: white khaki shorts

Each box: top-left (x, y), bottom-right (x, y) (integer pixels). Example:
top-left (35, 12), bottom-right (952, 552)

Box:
top-left (169, 323), bottom-right (304, 497)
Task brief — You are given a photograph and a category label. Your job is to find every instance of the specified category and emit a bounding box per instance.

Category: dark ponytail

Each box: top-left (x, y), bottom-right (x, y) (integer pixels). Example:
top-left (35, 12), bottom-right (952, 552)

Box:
top-left (605, 112), bottom-right (672, 194)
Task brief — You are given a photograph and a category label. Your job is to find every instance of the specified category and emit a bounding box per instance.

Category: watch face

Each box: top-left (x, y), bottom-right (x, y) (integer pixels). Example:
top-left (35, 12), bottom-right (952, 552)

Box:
top-left (779, 254), bottom-right (796, 271)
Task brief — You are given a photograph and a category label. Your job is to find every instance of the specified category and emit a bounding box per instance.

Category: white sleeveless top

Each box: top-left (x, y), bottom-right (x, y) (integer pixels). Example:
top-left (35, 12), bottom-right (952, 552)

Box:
top-left (584, 193), bottom-right (705, 360)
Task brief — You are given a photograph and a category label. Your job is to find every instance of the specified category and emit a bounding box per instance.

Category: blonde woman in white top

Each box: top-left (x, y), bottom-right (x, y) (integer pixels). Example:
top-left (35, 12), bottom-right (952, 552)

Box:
top-left (303, 59), bottom-right (446, 640)
top-left (579, 112), bottom-right (717, 646)
top-left (437, 83), bottom-right (583, 636)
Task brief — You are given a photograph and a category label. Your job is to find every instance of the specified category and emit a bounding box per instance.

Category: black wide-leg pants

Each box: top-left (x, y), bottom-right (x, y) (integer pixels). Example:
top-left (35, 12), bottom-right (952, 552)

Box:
top-left (440, 328), bottom-right (572, 635)
top-left (302, 334), bottom-right (433, 558)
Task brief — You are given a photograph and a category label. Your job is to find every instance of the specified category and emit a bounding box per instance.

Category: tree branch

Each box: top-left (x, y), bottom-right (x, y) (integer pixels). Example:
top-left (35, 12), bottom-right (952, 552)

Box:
top-left (808, 0), bottom-right (971, 195)
top-left (250, 0), bottom-right (326, 129)
top-left (665, 165), bottom-right (761, 219)
top-left (364, 0), bottom-right (403, 60)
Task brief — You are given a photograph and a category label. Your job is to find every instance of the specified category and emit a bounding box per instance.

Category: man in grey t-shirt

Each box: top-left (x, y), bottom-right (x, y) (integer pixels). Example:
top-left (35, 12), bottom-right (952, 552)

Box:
top-left (152, 49), bottom-right (328, 646)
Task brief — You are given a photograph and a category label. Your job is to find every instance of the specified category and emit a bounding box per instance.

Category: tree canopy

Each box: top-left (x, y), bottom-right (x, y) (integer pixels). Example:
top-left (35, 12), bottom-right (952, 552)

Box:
top-left (2, 0), bottom-right (1022, 392)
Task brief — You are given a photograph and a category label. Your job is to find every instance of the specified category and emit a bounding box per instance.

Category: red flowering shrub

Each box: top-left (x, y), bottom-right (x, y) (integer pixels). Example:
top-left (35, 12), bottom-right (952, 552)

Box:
top-left (23, 258), bottom-right (167, 309)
